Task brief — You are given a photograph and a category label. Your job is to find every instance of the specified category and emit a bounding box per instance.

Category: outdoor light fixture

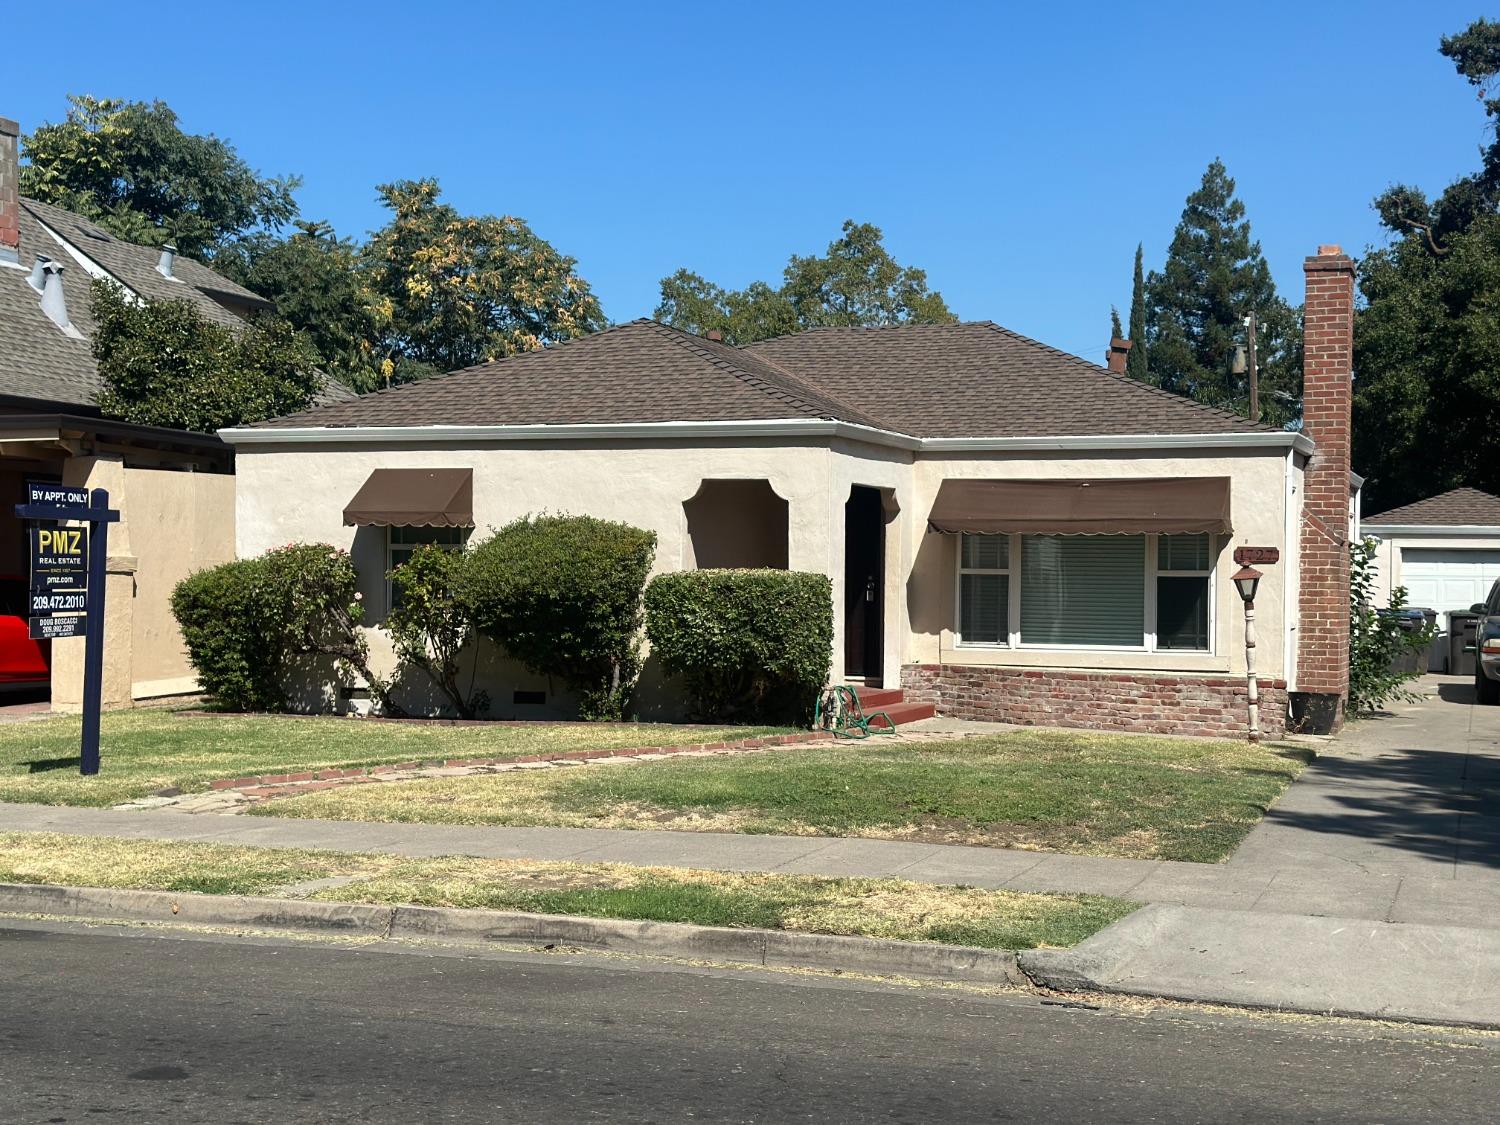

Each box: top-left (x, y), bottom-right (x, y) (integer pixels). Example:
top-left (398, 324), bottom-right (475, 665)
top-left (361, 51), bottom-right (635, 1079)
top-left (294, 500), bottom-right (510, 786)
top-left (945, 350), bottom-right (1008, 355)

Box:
top-left (1232, 565), bottom-right (1263, 606)
top-left (1232, 565), bottom-right (1265, 742)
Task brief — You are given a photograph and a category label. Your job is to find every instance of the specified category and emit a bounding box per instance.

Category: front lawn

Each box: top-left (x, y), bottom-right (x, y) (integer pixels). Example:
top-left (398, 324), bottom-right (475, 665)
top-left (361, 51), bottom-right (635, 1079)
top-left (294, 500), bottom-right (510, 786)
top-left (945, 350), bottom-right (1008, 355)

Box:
top-left (0, 711), bottom-right (791, 808)
top-left (255, 729), bottom-right (1311, 862)
top-left (0, 832), bottom-right (1133, 951)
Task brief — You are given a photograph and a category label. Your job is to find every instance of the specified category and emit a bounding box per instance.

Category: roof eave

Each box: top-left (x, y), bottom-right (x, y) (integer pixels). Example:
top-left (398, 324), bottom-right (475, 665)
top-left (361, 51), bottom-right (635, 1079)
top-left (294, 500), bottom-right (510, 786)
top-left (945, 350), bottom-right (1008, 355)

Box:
top-left (220, 418), bottom-right (1313, 456)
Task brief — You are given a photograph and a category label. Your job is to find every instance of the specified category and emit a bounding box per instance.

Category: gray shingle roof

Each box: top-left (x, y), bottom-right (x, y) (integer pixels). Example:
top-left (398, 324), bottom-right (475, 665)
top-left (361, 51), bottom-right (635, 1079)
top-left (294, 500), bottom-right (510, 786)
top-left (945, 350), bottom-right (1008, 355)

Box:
top-left (1364, 488), bottom-right (1500, 527)
top-left (258, 318), bottom-right (1275, 440)
top-left (0, 198), bottom-right (354, 411)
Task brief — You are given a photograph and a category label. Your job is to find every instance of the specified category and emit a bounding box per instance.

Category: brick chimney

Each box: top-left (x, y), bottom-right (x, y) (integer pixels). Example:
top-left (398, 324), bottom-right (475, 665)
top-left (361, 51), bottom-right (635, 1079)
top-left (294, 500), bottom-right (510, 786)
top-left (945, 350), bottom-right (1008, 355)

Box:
top-left (1294, 244), bottom-right (1355, 733)
top-left (1106, 336), bottom-right (1132, 373)
top-left (0, 116), bottom-right (19, 266)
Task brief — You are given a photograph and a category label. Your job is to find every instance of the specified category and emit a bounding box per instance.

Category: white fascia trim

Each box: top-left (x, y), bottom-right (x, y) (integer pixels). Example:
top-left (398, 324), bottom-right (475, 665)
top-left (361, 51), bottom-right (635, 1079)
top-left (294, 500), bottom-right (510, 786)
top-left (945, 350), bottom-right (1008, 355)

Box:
top-left (920, 431), bottom-right (1314, 455)
top-left (219, 418), bottom-right (922, 450)
top-left (220, 418), bottom-right (1313, 456)
top-left (1362, 524), bottom-right (1500, 537)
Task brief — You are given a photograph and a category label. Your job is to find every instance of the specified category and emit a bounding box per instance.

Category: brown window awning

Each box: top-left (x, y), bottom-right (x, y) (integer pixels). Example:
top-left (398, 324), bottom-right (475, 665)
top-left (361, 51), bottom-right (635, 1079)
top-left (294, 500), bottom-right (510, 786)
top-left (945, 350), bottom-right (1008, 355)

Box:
top-left (927, 477), bottom-right (1231, 535)
top-left (342, 468), bottom-right (474, 528)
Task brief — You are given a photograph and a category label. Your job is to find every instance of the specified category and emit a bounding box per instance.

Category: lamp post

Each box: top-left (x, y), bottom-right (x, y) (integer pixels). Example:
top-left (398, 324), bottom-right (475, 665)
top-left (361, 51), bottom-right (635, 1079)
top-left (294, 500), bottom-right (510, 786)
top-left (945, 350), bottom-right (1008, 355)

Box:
top-left (1232, 565), bottom-right (1264, 742)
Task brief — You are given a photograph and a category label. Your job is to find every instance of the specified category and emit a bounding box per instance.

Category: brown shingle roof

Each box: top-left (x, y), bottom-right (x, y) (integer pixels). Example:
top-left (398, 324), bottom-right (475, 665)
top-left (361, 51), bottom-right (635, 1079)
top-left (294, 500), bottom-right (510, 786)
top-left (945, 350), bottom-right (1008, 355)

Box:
top-left (257, 319), bottom-right (1278, 440)
top-left (1364, 488), bottom-right (1500, 527)
top-left (743, 322), bottom-right (1268, 438)
top-left (262, 320), bottom-right (888, 429)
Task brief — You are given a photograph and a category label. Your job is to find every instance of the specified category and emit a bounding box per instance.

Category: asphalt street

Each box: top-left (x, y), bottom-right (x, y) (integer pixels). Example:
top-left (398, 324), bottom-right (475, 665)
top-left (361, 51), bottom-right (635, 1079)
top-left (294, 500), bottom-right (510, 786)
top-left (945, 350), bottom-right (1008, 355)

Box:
top-left (1, 920), bottom-right (1496, 1124)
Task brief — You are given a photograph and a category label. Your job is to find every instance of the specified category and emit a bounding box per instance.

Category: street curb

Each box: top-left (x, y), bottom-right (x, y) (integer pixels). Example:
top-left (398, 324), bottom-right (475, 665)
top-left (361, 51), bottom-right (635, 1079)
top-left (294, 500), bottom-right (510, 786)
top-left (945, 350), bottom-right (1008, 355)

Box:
top-left (0, 882), bottom-right (1026, 986)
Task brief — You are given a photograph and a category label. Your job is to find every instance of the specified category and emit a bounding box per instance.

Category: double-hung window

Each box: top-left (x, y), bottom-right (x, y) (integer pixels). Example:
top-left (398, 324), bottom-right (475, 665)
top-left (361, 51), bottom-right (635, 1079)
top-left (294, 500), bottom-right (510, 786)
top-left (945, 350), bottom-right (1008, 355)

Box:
top-left (957, 534), bottom-right (1009, 645)
top-left (387, 526), bottom-right (469, 611)
top-left (955, 532), bottom-right (1215, 652)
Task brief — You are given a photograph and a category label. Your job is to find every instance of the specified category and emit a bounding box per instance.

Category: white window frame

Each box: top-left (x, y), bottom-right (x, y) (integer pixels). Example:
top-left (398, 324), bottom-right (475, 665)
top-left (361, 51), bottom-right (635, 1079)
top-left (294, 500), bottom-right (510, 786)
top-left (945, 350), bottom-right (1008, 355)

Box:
top-left (954, 533), bottom-right (1015, 648)
top-left (953, 533), bottom-right (1217, 655)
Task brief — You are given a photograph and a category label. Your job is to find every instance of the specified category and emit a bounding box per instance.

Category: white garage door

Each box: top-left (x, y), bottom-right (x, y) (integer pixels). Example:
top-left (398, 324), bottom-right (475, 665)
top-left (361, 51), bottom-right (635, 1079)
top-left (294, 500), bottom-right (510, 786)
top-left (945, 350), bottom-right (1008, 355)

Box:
top-left (1401, 549), bottom-right (1500, 621)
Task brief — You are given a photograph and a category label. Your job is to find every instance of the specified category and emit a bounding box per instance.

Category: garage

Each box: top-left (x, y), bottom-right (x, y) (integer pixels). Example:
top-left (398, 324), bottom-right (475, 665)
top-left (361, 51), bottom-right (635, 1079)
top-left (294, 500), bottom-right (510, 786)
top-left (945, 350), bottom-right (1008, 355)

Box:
top-left (1399, 549), bottom-right (1500, 619)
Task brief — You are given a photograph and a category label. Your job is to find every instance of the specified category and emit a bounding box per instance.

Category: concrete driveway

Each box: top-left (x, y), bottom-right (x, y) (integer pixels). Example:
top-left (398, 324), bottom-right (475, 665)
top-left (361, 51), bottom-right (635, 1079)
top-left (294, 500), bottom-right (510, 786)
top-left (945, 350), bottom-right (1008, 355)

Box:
top-left (1223, 675), bottom-right (1500, 925)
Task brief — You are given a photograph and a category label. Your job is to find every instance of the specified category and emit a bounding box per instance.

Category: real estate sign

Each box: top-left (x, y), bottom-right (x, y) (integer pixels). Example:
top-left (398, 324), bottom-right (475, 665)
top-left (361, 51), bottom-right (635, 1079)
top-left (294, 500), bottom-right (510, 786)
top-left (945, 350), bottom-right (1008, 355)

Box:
top-left (15, 482), bottom-right (120, 775)
top-left (28, 524), bottom-right (89, 639)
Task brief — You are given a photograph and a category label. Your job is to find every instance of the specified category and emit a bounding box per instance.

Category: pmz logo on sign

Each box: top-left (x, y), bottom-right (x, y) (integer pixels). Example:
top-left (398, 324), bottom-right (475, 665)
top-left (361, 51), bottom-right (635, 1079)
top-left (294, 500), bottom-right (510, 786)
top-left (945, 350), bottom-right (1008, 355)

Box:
top-left (29, 523), bottom-right (88, 639)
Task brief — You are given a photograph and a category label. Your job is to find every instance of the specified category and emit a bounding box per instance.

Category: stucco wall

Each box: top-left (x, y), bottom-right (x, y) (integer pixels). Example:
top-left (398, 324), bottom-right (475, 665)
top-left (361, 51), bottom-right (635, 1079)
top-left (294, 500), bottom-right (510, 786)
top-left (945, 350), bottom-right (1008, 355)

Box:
top-left (234, 438), bottom-right (848, 716)
top-left (905, 447), bottom-right (1293, 679)
top-left (234, 437), bottom-right (1296, 719)
top-left (125, 467), bottom-right (236, 689)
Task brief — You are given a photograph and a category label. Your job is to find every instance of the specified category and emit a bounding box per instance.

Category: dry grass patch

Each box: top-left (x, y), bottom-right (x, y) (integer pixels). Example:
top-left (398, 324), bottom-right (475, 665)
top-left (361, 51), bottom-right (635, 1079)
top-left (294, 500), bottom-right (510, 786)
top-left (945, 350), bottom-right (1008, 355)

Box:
top-left (0, 709), bottom-right (790, 807)
top-left (254, 729), bottom-right (1312, 862)
top-left (0, 832), bottom-right (1131, 950)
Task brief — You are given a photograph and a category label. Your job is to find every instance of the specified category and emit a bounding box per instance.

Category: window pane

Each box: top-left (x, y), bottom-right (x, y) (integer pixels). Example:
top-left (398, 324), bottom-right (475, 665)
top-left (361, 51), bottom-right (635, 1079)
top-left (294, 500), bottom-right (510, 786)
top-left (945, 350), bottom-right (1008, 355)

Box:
top-left (960, 573), bottom-right (1008, 644)
top-left (391, 525), bottom-right (467, 546)
top-left (1020, 535), bottom-right (1145, 646)
top-left (961, 533), bottom-right (1006, 571)
top-left (1157, 575), bottom-right (1210, 650)
top-left (1159, 533), bottom-right (1210, 572)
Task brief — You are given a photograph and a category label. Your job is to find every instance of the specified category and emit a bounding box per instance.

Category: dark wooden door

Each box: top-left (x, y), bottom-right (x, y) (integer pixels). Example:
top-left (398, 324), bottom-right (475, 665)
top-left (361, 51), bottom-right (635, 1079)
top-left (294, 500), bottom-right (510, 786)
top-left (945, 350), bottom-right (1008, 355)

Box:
top-left (843, 487), bottom-right (884, 682)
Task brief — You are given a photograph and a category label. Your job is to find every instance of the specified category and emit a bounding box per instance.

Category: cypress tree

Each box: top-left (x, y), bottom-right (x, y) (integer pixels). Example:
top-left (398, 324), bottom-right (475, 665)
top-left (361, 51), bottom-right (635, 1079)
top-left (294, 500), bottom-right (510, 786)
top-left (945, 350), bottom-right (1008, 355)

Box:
top-left (1110, 306), bottom-right (1123, 341)
top-left (1126, 243), bottom-right (1148, 382)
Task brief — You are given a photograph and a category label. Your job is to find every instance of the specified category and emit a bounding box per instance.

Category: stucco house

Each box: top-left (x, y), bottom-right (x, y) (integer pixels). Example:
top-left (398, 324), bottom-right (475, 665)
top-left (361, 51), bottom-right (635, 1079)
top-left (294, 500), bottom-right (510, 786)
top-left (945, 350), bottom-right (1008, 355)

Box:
top-left (223, 245), bottom-right (1358, 737)
top-left (1364, 487), bottom-right (1500, 663)
top-left (0, 115), bottom-right (351, 709)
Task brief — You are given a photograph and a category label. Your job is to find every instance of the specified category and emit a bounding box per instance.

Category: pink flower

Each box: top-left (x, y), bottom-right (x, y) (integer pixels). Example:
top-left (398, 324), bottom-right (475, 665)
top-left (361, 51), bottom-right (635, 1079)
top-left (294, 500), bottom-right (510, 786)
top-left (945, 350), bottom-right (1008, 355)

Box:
top-left (353, 592), bottom-right (363, 601)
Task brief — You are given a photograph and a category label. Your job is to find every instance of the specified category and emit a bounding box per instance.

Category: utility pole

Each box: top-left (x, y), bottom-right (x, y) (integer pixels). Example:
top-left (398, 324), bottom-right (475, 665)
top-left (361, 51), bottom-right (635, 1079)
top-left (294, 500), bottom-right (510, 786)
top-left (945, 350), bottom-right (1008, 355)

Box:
top-left (1245, 311), bottom-right (1259, 424)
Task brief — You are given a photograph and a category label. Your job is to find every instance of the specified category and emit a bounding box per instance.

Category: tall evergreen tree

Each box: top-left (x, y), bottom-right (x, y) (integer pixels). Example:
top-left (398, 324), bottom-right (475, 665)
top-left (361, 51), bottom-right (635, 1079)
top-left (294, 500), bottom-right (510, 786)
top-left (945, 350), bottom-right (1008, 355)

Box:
top-left (1110, 306), bottom-right (1124, 341)
top-left (1126, 243), bottom-right (1148, 381)
top-left (1144, 160), bottom-right (1301, 427)
top-left (1354, 18), bottom-right (1500, 509)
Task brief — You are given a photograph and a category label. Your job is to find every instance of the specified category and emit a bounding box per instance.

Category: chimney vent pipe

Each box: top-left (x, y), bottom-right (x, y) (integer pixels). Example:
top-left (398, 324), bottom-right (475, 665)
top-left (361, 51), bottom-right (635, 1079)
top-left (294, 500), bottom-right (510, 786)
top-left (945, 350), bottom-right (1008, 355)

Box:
top-left (28, 253), bottom-right (49, 291)
top-left (39, 260), bottom-right (79, 336)
top-left (156, 244), bottom-right (177, 279)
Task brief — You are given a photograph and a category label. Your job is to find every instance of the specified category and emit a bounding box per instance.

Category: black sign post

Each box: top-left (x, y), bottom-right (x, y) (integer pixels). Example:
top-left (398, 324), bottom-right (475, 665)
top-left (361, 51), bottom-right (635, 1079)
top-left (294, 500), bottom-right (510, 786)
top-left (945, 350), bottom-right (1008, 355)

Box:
top-left (16, 484), bottom-right (120, 776)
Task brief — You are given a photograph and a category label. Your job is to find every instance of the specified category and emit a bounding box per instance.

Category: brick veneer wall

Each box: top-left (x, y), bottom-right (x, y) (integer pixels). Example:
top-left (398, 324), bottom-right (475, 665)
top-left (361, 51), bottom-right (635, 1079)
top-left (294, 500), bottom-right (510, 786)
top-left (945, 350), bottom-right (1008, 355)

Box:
top-left (1296, 245), bottom-right (1356, 731)
top-left (902, 664), bottom-right (1288, 740)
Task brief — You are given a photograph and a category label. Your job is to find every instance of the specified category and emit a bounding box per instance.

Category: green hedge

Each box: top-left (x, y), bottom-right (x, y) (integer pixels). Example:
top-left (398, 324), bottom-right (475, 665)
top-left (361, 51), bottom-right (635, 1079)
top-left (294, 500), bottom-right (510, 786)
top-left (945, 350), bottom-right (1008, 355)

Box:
top-left (172, 544), bottom-right (394, 714)
top-left (644, 569), bottom-right (833, 724)
top-left (459, 515), bottom-right (657, 720)
top-left (171, 557), bottom-right (287, 711)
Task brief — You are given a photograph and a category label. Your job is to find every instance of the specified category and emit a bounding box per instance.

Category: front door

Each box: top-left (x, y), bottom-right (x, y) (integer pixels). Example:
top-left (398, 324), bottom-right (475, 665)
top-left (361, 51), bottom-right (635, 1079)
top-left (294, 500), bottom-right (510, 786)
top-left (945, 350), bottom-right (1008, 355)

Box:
top-left (844, 486), bottom-right (884, 683)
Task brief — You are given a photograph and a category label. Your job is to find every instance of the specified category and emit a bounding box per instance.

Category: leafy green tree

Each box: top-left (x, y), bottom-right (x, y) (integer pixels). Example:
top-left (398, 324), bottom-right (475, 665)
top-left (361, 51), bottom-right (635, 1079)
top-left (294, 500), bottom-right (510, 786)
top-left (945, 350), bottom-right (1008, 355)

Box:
top-left (387, 544), bottom-right (487, 719)
top-left (217, 221), bottom-right (381, 392)
top-left (1143, 160), bottom-right (1301, 426)
top-left (91, 280), bottom-right (323, 431)
top-left (655, 220), bottom-right (955, 344)
top-left (1127, 243), bottom-right (1148, 381)
top-left (1354, 19), bottom-right (1500, 509)
top-left (21, 95), bottom-right (299, 259)
top-left (1349, 537), bottom-right (1434, 713)
top-left (361, 179), bottom-right (606, 381)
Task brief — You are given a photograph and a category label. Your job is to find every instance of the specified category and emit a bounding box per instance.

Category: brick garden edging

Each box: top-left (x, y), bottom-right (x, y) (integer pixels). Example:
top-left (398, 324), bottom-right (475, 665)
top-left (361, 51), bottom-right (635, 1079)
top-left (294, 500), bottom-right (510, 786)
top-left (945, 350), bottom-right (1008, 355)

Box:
top-left (205, 732), bottom-right (827, 795)
top-left (901, 664), bottom-right (1288, 740)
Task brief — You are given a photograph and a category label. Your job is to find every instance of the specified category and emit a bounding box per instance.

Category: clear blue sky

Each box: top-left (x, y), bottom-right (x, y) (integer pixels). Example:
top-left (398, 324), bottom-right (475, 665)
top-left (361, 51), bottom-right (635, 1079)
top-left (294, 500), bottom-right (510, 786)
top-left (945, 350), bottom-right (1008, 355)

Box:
top-left (7, 1), bottom-right (1491, 360)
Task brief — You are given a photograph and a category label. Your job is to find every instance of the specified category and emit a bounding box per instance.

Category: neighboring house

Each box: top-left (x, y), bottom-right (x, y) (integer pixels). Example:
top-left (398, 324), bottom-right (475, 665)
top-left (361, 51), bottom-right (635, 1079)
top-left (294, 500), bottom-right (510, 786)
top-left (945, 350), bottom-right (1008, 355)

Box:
top-left (1364, 488), bottom-right (1500, 662)
top-left (0, 115), bottom-right (350, 709)
top-left (223, 245), bottom-right (1359, 737)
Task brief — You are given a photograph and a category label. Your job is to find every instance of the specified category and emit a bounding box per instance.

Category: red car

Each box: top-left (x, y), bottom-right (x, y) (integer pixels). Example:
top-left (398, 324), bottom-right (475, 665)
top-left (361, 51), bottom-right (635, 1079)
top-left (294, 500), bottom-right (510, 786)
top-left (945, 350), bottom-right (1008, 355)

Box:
top-left (0, 575), bottom-right (49, 687)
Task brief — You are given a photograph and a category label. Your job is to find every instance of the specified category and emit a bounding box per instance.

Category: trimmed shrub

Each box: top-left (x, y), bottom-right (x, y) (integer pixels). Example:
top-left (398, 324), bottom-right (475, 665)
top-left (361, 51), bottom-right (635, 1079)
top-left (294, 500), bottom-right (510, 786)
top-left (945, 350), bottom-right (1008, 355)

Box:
top-left (388, 543), bottom-right (487, 719)
top-left (644, 569), bottom-right (833, 724)
top-left (171, 557), bottom-right (286, 711)
top-left (172, 543), bottom-right (404, 715)
top-left (458, 515), bottom-right (657, 720)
